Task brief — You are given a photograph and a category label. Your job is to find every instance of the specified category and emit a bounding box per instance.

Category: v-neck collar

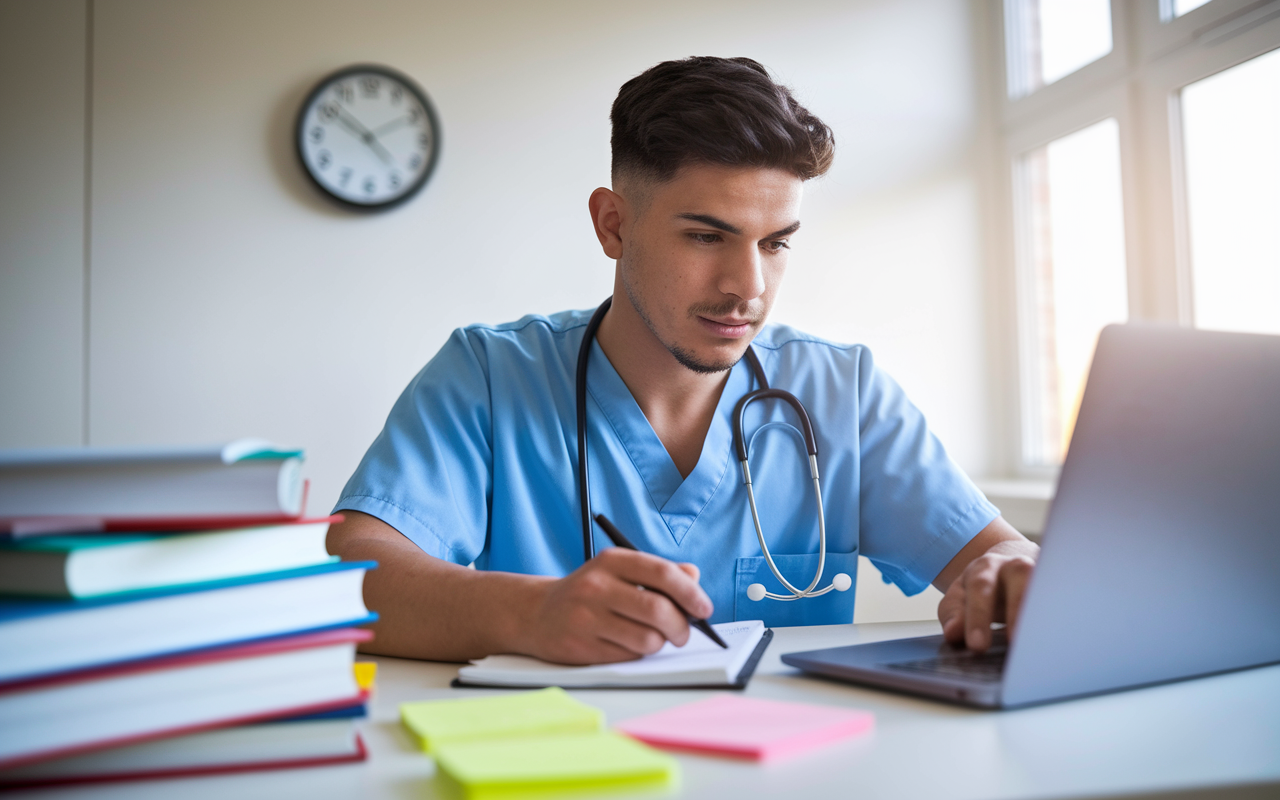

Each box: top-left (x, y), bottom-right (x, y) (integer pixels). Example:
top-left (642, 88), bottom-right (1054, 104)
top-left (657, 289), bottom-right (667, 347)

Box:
top-left (585, 339), bottom-right (753, 546)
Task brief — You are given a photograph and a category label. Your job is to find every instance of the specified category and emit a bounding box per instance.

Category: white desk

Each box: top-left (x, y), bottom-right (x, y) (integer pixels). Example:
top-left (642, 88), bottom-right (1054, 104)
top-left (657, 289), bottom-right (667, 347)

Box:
top-left (12, 621), bottom-right (1280, 799)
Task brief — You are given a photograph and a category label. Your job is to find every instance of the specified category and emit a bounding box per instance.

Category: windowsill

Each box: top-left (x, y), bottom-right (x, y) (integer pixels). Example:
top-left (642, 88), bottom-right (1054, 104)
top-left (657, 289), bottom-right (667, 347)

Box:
top-left (974, 478), bottom-right (1055, 540)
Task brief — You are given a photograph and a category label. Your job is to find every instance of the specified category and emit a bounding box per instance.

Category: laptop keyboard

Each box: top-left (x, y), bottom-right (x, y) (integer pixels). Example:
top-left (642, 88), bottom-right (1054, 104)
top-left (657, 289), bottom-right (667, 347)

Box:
top-left (882, 649), bottom-right (1007, 682)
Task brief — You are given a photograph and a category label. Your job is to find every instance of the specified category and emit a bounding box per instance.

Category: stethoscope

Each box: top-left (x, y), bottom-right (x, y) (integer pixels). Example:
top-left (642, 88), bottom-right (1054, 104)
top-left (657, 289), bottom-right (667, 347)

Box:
top-left (576, 297), bottom-right (852, 602)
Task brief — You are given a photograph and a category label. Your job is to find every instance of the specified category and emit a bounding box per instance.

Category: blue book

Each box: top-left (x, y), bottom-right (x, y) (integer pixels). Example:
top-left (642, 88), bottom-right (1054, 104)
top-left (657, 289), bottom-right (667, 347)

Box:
top-left (0, 561), bottom-right (376, 686)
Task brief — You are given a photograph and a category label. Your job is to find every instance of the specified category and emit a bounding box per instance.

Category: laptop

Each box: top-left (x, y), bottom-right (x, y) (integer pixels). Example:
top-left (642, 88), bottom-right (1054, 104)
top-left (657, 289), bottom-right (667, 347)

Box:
top-left (781, 324), bottom-right (1280, 708)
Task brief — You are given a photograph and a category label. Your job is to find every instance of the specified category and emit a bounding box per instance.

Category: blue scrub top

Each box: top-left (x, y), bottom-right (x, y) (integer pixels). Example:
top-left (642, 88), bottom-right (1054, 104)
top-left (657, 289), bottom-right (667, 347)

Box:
top-left (335, 309), bottom-right (999, 628)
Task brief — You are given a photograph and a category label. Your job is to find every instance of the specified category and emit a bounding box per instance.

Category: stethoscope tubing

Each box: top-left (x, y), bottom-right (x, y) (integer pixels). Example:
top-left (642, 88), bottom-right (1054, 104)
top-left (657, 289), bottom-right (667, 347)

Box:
top-left (576, 297), bottom-right (613, 561)
top-left (575, 296), bottom-right (849, 602)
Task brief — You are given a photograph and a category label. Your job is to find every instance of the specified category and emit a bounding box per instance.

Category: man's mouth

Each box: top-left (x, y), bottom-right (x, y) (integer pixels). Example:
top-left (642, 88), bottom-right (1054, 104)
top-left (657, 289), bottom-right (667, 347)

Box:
top-left (696, 315), bottom-right (755, 338)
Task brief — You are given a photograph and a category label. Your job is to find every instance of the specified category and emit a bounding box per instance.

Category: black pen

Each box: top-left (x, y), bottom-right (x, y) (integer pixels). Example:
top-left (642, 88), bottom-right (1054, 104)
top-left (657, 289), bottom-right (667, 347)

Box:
top-left (593, 513), bottom-right (729, 649)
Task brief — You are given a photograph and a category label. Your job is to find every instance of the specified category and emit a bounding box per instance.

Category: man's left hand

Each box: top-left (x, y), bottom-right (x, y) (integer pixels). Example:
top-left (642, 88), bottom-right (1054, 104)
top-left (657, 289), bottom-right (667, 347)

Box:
top-left (933, 518), bottom-right (1039, 652)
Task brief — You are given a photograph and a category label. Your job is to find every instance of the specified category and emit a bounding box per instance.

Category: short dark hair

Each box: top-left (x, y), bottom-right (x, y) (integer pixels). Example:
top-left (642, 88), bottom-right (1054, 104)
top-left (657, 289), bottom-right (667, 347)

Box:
top-left (610, 56), bottom-right (834, 185)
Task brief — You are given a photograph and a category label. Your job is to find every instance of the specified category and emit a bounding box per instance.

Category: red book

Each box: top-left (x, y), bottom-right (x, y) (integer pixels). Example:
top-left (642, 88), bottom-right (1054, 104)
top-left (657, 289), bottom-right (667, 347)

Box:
top-left (0, 705), bottom-right (368, 788)
top-left (0, 628), bottom-right (371, 770)
top-left (0, 440), bottom-right (310, 537)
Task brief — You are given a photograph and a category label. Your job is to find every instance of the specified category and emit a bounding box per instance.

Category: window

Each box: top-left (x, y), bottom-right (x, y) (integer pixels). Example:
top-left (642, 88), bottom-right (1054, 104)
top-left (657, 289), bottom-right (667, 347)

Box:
top-left (1006, 0), bottom-right (1114, 97)
top-left (1015, 119), bottom-right (1129, 465)
top-left (1181, 47), bottom-right (1280, 335)
top-left (1163, 0), bottom-right (1214, 20)
top-left (992, 2), bottom-right (1280, 476)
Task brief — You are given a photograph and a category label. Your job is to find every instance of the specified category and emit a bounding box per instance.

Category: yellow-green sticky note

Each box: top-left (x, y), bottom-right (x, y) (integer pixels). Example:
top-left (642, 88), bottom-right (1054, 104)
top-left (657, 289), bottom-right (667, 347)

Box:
top-left (433, 730), bottom-right (679, 800)
top-left (400, 687), bottom-right (603, 753)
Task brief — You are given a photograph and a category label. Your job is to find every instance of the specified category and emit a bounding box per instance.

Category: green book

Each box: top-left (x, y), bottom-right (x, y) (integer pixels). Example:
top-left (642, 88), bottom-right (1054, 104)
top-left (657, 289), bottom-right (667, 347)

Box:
top-left (432, 731), bottom-right (679, 800)
top-left (399, 687), bottom-right (603, 753)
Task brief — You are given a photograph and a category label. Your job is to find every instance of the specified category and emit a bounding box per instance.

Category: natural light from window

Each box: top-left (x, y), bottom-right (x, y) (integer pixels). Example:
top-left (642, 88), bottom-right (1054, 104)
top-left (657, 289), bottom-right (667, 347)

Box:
top-left (1018, 118), bottom-right (1129, 465)
top-left (1040, 0), bottom-right (1113, 85)
top-left (1008, 0), bottom-right (1113, 96)
top-left (1169, 0), bottom-right (1213, 18)
top-left (1182, 47), bottom-right (1280, 336)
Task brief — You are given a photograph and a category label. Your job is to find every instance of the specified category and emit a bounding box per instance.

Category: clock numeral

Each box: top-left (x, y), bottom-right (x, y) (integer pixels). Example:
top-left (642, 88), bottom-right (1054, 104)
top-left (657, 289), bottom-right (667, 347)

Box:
top-left (388, 173), bottom-right (401, 189)
top-left (360, 77), bottom-right (380, 97)
top-left (408, 154), bottom-right (423, 170)
top-left (316, 150), bottom-right (332, 169)
top-left (334, 83), bottom-right (353, 104)
top-left (319, 103), bottom-right (338, 122)
top-left (309, 126), bottom-right (324, 143)
top-left (339, 168), bottom-right (353, 187)
top-left (408, 106), bottom-right (421, 124)
top-left (363, 177), bottom-right (377, 195)
top-left (390, 86), bottom-right (403, 105)
top-left (419, 133), bottom-right (431, 148)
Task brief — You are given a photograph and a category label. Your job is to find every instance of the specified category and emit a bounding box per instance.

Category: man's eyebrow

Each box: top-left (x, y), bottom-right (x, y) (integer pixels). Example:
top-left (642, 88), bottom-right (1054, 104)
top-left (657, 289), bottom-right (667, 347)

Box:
top-left (676, 213), bottom-right (742, 236)
top-left (767, 221), bottom-right (802, 239)
top-left (675, 214), bottom-right (802, 240)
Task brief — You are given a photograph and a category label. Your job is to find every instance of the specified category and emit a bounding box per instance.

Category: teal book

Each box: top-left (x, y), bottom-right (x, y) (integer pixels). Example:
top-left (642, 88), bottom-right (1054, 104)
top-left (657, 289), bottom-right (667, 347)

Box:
top-left (0, 518), bottom-right (335, 598)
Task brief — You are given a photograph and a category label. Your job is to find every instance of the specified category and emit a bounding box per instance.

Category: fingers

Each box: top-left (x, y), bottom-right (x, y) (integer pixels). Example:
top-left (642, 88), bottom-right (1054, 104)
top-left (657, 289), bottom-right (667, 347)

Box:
top-left (944, 552), bottom-right (1038, 652)
top-left (962, 558), bottom-right (1001, 651)
top-left (597, 549), bottom-right (713, 619)
top-left (1000, 557), bottom-right (1035, 640)
top-left (533, 549), bottom-right (710, 665)
top-left (596, 608), bottom-right (680, 655)
top-left (962, 564), bottom-right (998, 651)
top-left (605, 579), bottom-right (692, 647)
top-left (938, 587), bottom-right (967, 646)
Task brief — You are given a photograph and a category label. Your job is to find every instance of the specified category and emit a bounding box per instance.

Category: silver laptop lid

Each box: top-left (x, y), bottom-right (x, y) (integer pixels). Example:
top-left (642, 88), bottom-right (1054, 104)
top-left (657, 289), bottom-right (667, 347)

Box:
top-left (1002, 324), bottom-right (1280, 707)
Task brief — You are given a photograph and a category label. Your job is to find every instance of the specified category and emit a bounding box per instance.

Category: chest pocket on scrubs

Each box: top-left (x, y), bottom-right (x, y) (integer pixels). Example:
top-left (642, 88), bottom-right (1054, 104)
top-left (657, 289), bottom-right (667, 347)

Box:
top-left (730, 418), bottom-right (857, 627)
top-left (733, 550), bottom-right (859, 627)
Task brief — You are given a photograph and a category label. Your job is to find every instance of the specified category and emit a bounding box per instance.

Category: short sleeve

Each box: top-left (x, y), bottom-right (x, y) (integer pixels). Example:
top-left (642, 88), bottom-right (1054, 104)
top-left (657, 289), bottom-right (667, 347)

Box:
top-left (855, 348), bottom-right (999, 595)
top-left (333, 328), bottom-right (492, 565)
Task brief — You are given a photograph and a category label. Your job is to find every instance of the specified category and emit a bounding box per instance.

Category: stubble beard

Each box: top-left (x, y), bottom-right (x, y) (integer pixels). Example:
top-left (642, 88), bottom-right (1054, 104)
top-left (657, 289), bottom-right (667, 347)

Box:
top-left (618, 252), bottom-right (761, 376)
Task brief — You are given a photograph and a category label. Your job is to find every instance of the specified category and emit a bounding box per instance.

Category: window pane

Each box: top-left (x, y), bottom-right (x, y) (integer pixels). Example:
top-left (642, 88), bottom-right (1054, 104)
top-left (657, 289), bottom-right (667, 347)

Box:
top-left (1167, 0), bottom-right (1213, 19)
top-left (1182, 48), bottom-right (1280, 335)
top-left (1007, 0), bottom-right (1113, 97)
top-left (1017, 119), bottom-right (1129, 465)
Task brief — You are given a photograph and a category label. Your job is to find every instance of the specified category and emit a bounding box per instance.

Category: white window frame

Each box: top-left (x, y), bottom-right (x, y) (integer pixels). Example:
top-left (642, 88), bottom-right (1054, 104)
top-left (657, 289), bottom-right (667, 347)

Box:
top-left (986, 0), bottom-right (1280, 481)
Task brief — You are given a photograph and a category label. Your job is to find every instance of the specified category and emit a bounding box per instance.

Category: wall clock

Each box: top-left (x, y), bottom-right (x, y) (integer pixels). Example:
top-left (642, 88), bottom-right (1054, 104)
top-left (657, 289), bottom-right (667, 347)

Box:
top-left (295, 64), bottom-right (441, 211)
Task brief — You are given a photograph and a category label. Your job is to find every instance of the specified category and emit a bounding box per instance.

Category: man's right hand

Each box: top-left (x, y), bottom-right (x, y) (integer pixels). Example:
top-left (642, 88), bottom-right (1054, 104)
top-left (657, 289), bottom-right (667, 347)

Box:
top-left (519, 548), bottom-right (714, 665)
top-left (327, 510), bottom-right (715, 664)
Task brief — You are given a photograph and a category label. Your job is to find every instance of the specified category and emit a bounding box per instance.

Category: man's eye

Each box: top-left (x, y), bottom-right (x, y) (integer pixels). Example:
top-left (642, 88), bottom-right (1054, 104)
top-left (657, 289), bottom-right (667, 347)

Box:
top-left (690, 233), bottom-right (721, 244)
top-left (765, 239), bottom-right (791, 252)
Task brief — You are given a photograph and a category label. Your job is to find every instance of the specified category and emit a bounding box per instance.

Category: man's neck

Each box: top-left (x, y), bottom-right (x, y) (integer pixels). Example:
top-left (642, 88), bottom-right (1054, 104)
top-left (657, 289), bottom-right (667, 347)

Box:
top-left (594, 295), bottom-right (733, 479)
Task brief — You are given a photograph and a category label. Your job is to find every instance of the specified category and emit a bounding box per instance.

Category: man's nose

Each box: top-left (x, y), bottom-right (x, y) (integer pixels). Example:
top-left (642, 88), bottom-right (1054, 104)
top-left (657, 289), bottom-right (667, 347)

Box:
top-left (718, 245), bottom-right (766, 301)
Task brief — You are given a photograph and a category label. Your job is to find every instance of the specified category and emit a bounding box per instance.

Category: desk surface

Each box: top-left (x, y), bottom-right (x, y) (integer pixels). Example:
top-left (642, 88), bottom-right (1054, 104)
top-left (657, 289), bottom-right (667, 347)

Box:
top-left (12, 621), bottom-right (1280, 800)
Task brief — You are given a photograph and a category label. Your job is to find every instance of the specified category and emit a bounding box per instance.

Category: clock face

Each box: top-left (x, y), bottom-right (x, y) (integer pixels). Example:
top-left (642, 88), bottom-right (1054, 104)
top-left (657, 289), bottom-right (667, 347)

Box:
top-left (296, 65), bottom-right (440, 210)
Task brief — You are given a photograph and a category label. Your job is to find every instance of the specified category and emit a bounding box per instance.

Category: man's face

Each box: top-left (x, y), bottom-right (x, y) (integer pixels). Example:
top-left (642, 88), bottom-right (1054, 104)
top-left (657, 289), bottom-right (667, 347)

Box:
top-left (616, 164), bottom-right (804, 374)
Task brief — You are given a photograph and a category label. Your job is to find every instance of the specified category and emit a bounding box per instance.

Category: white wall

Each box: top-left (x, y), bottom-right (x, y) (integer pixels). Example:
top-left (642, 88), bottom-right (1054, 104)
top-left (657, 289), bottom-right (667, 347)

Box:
top-left (0, 0), bottom-right (86, 447)
top-left (1, 0), bottom-right (992, 619)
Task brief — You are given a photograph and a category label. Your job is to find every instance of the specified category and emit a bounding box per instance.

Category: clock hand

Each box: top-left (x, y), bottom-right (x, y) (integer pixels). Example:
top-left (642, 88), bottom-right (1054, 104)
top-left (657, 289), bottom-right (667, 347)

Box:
top-left (330, 105), bottom-right (395, 166)
top-left (371, 114), bottom-right (414, 137)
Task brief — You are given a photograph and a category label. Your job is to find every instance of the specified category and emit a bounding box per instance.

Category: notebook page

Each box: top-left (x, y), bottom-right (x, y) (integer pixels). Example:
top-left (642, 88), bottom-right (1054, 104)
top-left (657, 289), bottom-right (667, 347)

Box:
top-left (459, 621), bottom-right (765, 687)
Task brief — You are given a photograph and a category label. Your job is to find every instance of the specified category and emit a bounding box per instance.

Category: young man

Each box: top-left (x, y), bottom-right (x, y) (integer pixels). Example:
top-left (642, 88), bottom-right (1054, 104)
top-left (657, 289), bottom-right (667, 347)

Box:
top-left (328, 57), bottom-right (1038, 665)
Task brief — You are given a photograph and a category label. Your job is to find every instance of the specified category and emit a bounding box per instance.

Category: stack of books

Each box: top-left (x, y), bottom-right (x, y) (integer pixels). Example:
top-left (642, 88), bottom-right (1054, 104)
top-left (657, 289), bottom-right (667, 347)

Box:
top-left (0, 440), bottom-right (376, 789)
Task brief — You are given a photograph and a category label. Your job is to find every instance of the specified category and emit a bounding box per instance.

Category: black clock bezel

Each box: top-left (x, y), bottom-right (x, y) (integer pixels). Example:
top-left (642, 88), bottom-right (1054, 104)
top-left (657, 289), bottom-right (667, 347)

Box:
top-left (295, 64), bottom-right (442, 212)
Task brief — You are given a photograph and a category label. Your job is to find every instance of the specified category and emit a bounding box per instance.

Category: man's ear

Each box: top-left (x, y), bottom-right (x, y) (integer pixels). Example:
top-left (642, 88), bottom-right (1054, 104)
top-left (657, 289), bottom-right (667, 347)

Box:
top-left (588, 187), bottom-right (626, 260)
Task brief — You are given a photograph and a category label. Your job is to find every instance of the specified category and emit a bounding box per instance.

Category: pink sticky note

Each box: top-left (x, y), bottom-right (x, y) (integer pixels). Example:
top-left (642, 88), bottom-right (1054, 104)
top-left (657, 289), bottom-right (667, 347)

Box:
top-left (615, 694), bottom-right (874, 762)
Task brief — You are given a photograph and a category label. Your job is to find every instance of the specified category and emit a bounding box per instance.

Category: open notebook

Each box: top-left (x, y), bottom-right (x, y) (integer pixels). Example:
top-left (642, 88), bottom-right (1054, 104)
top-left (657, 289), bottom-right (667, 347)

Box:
top-left (453, 621), bottom-right (771, 689)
